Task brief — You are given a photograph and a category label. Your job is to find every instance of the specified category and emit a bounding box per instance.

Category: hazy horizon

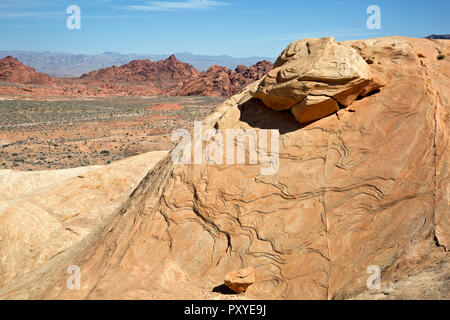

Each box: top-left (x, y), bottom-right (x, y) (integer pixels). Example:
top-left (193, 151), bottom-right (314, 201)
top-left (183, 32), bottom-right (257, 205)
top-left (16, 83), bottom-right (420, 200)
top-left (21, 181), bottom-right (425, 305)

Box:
top-left (1, 0), bottom-right (449, 57)
top-left (0, 49), bottom-right (275, 60)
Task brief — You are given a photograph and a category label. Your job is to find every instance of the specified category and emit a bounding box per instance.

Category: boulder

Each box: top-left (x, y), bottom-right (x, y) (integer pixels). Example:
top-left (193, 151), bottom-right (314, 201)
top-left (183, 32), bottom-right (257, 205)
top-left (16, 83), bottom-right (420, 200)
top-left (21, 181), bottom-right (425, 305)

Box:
top-left (224, 267), bottom-right (256, 294)
top-left (291, 95), bottom-right (339, 124)
top-left (251, 37), bottom-right (377, 123)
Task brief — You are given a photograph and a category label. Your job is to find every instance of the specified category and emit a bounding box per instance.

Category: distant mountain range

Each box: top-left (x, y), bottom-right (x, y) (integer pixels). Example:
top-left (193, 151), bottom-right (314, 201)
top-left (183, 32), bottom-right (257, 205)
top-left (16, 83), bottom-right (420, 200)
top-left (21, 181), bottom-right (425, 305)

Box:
top-left (0, 50), bottom-right (275, 77)
top-left (425, 34), bottom-right (450, 40)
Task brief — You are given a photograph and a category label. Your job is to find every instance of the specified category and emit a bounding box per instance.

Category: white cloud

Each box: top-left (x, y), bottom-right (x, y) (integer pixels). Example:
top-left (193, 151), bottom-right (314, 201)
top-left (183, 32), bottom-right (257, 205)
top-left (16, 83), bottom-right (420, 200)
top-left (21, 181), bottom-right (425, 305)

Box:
top-left (128, 0), bottom-right (228, 12)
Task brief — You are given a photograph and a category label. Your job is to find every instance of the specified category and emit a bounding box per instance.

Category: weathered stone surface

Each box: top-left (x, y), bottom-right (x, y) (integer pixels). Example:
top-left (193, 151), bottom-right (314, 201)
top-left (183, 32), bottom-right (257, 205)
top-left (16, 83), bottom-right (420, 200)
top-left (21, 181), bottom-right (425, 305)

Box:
top-left (0, 37), bottom-right (448, 300)
top-left (224, 267), bottom-right (256, 294)
top-left (251, 37), bottom-right (376, 123)
top-left (351, 253), bottom-right (449, 300)
top-left (0, 151), bottom-right (167, 287)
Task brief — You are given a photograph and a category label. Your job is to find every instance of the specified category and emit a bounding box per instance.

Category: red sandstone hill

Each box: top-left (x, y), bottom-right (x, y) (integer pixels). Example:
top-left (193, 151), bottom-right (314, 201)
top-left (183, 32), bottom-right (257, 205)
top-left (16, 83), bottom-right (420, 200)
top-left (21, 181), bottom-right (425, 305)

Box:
top-left (0, 56), bottom-right (53, 85)
top-left (80, 55), bottom-right (273, 96)
top-left (80, 54), bottom-right (200, 89)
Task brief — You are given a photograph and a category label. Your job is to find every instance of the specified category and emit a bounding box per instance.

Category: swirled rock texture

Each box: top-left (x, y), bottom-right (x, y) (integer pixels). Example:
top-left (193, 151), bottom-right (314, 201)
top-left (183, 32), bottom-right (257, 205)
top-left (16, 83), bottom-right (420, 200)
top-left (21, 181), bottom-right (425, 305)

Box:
top-left (0, 37), bottom-right (448, 300)
top-left (251, 37), bottom-right (380, 124)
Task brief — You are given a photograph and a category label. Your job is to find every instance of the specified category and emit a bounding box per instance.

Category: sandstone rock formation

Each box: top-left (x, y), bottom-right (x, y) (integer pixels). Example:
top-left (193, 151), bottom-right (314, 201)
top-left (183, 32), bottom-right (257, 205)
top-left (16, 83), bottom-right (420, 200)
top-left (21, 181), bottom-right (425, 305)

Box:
top-left (235, 60), bottom-right (273, 81)
top-left (171, 61), bottom-right (273, 96)
top-left (80, 55), bottom-right (200, 88)
top-left (351, 252), bottom-right (449, 300)
top-left (178, 65), bottom-right (238, 96)
top-left (79, 55), bottom-right (272, 96)
top-left (0, 151), bottom-right (167, 287)
top-left (0, 37), bottom-right (448, 300)
top-left (251, 37), bottom-right (381, 124)
top-left (224, 267), bottom-right (256, 294)
top-left (0, 56), bottom-right (53, 85)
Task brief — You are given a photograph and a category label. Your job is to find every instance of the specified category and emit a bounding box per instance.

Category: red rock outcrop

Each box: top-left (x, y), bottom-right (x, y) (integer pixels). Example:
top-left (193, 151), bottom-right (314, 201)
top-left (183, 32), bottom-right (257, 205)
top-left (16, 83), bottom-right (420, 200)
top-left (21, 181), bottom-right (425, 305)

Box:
top-left (236, 60), bottom-right (273, 80)
top-left (178, 65), bottom-right (238, 96)
top-left (0, 56), bottom-right (53, 85)
top-left (178, 61), bottom-right (273, 96)
top-left (80, 55), bottom-right (199, 90)
top-left (0, 37), bottom-right (447, 300)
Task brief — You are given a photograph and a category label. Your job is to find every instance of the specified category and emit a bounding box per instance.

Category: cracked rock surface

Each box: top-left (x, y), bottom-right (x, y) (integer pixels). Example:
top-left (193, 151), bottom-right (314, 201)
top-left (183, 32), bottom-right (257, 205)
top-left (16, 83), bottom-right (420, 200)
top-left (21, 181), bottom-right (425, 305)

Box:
top-left (0, 37), bottom-right (448, 300)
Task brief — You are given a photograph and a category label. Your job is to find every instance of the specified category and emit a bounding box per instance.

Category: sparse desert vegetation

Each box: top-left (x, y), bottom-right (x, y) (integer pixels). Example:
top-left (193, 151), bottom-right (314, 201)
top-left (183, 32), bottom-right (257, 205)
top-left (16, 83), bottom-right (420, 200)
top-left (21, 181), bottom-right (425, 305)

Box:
top-left (0, 96), bottom-right (226, 170)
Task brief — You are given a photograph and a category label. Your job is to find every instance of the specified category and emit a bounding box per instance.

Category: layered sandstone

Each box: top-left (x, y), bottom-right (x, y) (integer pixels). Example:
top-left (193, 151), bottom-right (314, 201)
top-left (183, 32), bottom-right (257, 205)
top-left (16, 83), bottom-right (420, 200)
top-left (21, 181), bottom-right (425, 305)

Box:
top-left (0, 37), bottom-right (448, 300)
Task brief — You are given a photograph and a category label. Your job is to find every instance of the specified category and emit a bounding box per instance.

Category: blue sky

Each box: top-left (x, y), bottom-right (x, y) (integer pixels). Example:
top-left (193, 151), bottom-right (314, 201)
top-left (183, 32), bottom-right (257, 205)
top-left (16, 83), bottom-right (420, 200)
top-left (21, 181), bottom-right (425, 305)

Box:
top-left (0, 0), bottom-right (449, 57)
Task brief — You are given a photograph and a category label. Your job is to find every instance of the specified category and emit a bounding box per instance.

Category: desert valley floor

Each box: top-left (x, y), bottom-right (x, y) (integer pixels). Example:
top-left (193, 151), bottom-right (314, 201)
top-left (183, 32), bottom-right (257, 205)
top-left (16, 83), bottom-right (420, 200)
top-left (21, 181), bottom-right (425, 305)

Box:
top-left (0, 96), bottom-right (226, 171)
